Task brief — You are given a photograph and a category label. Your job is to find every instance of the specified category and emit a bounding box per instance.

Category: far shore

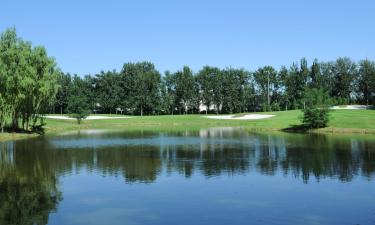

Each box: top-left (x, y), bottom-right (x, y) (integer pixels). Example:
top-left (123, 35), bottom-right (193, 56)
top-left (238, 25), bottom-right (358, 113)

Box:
top-left (0, 109), bottom-right (374, 142)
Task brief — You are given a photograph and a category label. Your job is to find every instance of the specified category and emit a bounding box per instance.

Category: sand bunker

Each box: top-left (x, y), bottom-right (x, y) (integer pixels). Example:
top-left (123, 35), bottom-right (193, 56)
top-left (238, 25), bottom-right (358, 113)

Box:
top-left (331, 105), bottom-right (374, 110)
top-left (44, 115), bottom-right (130, 120)
top-left (204, 114), bottom-right (275, 120)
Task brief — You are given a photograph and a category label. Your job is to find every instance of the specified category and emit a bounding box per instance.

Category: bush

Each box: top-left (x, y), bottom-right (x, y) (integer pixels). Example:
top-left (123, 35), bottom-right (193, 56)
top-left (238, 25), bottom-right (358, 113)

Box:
top-left (261, 104), bottom-right (270, 112)
top-left (302, 108), bottom-right (330, 128)
top-left (271, 102), bottom-right (280, 111)
top-left (301, 88), bottom-right (331, 129)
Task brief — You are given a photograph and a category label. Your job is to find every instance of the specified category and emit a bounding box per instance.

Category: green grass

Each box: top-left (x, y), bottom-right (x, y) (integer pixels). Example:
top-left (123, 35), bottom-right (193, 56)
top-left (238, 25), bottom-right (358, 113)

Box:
top-left (43, 110), bottom-right (375, 134)
top-left (1, 109), bottom-right (375, 142)
top-left (0, 132), bottom-right (38, 142)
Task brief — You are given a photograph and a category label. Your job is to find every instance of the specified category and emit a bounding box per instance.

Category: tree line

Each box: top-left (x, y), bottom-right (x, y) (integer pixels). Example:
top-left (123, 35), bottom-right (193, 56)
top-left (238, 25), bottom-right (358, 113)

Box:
top-left (1, 28), bottom-right (375, 131)
top-left (54, 58), bottom-right (375, 116)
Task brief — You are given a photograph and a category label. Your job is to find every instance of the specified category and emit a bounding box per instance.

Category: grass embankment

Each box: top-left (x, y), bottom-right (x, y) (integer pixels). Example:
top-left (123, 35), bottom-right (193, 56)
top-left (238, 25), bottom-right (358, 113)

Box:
top-left (0, 133), bottom-right (38, 142)
top-left (44, 110), bottom-right (375, 134)
top-left (1, 109), bottom-right (374, 142)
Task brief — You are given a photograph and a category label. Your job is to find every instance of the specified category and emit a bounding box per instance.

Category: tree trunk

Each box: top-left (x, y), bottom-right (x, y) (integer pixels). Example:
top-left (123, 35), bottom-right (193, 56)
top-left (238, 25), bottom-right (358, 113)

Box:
top-left (12, 113), bottom-right (18, 131)
top-left (60, 105), bottom-right (63, 115)
top-left (26, 118), bottom-right (29, 131)
top-left (141, 105), bottom-right (143, 117)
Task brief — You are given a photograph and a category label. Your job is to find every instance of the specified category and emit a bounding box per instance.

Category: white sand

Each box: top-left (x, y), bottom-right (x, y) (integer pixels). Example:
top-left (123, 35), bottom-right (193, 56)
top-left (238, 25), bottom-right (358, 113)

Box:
top-left (44, 115), bottom-right (130, 120)
top-left (204, 114), bottom-right (275, 120)
top-left (331, 105), bottom-right (373, 110)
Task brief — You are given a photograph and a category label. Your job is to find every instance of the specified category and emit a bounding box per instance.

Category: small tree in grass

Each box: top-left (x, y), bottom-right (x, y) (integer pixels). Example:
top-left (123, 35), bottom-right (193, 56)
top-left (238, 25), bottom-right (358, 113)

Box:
top-left (302, 88), bottom-right (331, 129)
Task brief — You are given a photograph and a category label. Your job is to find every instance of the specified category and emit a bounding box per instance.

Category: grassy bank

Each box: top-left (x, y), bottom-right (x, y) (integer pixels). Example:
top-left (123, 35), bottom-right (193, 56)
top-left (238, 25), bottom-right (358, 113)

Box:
top-left (44, 110), bottom-right (375, 133)
top-left (0, 109), bottom-right (374, 142)
top-left (0, 133), bottom-right (38, 142)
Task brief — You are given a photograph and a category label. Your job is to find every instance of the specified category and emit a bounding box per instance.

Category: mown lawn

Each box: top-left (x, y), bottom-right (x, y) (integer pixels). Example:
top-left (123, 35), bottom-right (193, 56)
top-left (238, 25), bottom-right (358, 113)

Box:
top-left (43, 110), bottom-right (375, 134)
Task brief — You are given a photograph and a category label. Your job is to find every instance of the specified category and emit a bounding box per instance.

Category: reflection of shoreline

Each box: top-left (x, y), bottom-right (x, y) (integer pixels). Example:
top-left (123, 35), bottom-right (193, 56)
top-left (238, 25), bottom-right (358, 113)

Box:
top-left (0, 142), bottom-right (62, 225)
top-left (1, 130), bottom-right (375, 186)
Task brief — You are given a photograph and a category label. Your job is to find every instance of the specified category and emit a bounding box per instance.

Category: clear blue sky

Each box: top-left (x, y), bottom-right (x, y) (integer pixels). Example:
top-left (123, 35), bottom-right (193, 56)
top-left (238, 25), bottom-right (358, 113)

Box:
top-left (1, 0), bottom-right (374, 75)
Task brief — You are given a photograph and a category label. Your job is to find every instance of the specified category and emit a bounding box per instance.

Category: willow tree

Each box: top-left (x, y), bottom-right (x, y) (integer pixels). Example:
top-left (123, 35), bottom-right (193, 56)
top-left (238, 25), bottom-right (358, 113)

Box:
top-left (0, 28), bottom-right (59, 132)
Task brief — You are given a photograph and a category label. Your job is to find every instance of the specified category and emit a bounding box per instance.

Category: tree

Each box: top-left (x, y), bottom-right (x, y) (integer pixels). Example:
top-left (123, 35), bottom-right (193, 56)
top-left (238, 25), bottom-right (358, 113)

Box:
top-left (0, 28), bottom-right (59, 131)
top-left (309, 59), bottom-right (324, 89)
top-left (173, 66), bottom-right (196, 114)
top-left (162, 71), bottom-right (177, 114)
top-left (93, 70), bottom-right (122, 114)
top-left (357, 59), bottom-right (375, 105)
top-left (220, 68), bottom-right (248, 113)
top-left (302, 88), bottom-right (331, 129)
top-left (196, 66), bottom-right (220, 114)
top-left (66, 75), bottom-right (90, 124)
top-left (253, 66), bottom-right (278, 111)
top-left (120, 62), bottom-right (161, 116)
top-left (332, 57), bottom-right (357, 104)
top-left (54, 72), bottom-right (71, 115)
top-left (283, 59), bottom-right (309, 110)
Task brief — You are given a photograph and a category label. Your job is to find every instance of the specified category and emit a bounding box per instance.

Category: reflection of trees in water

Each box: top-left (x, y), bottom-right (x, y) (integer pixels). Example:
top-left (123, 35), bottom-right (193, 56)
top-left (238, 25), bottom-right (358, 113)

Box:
top-left (273, 134), bottom-right (375, 183)
top-left (1, 132), bottom-right (375, 186)
top-left (162, 144), bottom-right (252, 178)
top-left (0, 142), bottom-right (62, 225)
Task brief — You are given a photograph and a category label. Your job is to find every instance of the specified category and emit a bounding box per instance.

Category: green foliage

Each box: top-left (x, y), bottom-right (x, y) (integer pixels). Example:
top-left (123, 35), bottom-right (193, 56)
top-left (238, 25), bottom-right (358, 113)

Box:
top-left (332, 58), bottom-right (357, 101)
top-left (271, 102), bottom-right (281, 111)
top-left (67, 97), bottom-right (90, 124)
top-left (302, 88), bottom-right (331, 129)
top-left (253, 66), bottom-right (278, 111)
top-left (54, 73), bottom-right (72, 114)
top-left (302, 108), bottom-right (330, 129)
top-left (120, 62), bottom-right (161, 116)
top-left (0, 28), bottom-right (59, 132)
top-left (357, 59), bottom-right (375, 105)
top-left (66, 76), bottom-right (91, 124)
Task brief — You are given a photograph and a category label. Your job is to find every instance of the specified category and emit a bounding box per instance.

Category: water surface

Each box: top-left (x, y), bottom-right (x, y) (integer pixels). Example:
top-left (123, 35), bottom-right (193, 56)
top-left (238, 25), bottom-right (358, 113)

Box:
top-left (0, 128), bottom-right (374, 225)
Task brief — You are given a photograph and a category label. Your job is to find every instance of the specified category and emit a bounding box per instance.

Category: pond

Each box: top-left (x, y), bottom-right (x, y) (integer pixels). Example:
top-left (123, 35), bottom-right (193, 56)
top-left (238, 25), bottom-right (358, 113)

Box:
top-left (0, 128), bottom-right (374, 225)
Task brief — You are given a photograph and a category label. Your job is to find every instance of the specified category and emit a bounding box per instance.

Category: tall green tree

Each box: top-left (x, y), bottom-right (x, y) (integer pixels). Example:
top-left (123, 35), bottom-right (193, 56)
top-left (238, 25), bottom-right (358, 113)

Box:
top-left (0, 28), bottom-right (59, 131)
top-left (357, 59), bottom-right (375, 105)
top-left (54, 72), bottom-right (71, 115)
top-left (332, 57), bottom-right (357, 104)
top-left (220, 68), bottom-right (248, 113)
top-left (66, 75), bottom-right (91, 124)
top-left (173, 66), bottom-right (196, 114)
top-left (253, 66), bottom-right (278, 111)
top-left (284, 59), bottom-right (310, 109)
top-left (94, 70), bottom-right (122, 114)
top-left (120, 62), bottom-right (161, 116)
top-left (196, 66), bottom-right (221, 114)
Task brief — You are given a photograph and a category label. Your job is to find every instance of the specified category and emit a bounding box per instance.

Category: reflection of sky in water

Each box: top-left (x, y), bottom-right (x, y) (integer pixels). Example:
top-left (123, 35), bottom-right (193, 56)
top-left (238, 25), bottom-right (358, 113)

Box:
top-left (50, 136), bottom-right (257, 149)
top-left (49, 168), bottom-right (375, 225)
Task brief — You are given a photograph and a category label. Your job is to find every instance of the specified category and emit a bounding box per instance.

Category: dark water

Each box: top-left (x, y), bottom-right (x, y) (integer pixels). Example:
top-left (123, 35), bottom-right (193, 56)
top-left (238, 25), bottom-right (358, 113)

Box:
top-left (1, 128), bottom-right (375, 225)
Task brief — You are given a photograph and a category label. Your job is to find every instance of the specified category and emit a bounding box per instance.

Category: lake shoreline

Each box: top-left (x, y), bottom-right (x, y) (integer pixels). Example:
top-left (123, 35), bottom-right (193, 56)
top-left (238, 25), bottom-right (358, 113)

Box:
top-left (1, 110), bottom-right (374, 142)
top-left (1, 125), bottom-right (375, 143)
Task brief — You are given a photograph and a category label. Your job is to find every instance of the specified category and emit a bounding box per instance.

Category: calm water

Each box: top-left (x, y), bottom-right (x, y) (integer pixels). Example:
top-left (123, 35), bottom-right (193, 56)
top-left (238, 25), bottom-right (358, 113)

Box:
top-left (0, 128), bottom-right (375, 225)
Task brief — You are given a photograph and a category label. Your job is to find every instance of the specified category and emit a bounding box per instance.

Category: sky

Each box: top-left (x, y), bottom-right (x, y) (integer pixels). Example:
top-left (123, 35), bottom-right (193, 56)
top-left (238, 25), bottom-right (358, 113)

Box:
top-left (1, 0), bottom-right (374, 75)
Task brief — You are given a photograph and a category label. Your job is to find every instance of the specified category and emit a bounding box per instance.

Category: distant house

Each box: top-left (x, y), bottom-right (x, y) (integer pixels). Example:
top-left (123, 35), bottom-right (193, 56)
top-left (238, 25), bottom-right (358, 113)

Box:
top-left (199, 102), bottom-right (218, 113)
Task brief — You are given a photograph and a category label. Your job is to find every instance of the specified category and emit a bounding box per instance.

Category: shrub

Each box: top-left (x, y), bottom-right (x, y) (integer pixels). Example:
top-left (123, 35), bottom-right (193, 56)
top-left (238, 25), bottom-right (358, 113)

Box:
top-left (302, 108), bottom-right (330, 128)
top-left (271, 102), bottom-right (280, 111)
top-left (301, 88), bottom-right (331, 129)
